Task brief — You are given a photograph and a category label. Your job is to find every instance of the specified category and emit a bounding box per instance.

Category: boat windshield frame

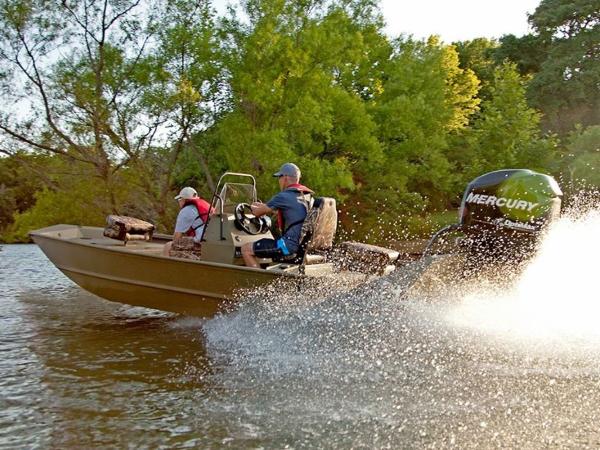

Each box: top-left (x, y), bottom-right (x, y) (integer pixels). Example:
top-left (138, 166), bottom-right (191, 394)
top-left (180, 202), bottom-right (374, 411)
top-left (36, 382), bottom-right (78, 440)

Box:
top-left (201, 172), bottom-right (258, 242)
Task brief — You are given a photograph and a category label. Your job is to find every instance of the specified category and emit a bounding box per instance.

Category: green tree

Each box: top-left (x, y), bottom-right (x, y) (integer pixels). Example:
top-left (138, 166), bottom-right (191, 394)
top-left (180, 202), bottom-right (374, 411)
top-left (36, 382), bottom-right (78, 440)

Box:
top-left (528, 0), bottom-right (600, 133)
top-left (3, 168), bottom-right (115, 242)
top-left (451, 63), bottom-right (557, 183)
top-left (0, 0), bottom-right (222, 231)
top-left (367, 37), bottom-right (480, 212)
top-left (215, 0), bottom-right (386, 201)
top-left (454, 38), bottom-right (499, 101)
top-left (132, 0), bottom-right (223, 229)
top-left (563, 125), bottom-right (600, 189)
top-left (492, 34), bottom-right (549, 76)
top-left (0, 0), bottom-right (158, 214)
top-left (0, 154), bottom-right (141, 242)
top-left (0, 151), bottom-right (53, 236)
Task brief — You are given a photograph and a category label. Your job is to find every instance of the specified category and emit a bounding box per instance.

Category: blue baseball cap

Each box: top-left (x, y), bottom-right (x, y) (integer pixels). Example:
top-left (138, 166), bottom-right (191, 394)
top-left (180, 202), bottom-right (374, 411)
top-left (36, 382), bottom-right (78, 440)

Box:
top-left (273, 163), bottom-right (301, 178)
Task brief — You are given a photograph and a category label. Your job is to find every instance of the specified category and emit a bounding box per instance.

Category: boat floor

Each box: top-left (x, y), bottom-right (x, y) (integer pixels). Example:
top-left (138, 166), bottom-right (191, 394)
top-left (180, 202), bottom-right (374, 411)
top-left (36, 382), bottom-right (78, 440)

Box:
top-left (79, 236), bottom-right (166, 254)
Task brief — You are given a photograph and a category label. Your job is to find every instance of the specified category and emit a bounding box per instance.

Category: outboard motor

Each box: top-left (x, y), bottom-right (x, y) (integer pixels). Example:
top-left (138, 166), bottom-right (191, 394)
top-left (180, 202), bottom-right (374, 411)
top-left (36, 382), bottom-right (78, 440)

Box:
top-left (459, 169), bottom-right (562, 233)
top-left (425, 169), bottom-right (562, 263)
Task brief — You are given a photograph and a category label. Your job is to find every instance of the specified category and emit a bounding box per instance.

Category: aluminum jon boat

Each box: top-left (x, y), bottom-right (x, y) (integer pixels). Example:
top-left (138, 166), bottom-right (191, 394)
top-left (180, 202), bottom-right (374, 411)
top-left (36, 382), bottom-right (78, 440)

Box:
top-left (29, 224), bottom-right (302, 316)
top-left (31, 173), bottom-right (402, 316)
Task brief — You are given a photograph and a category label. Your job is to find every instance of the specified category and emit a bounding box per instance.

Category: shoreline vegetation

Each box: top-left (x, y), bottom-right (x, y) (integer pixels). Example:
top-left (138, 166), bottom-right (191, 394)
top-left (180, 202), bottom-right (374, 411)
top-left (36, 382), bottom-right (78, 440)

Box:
top-left (0, 0), bottom-right (598, 245)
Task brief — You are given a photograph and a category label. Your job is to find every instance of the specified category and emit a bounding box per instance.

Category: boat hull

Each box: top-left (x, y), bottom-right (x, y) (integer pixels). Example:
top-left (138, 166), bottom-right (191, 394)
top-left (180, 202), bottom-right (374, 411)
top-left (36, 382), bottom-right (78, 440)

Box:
top-left (30, 225), bottom-right (289, 316)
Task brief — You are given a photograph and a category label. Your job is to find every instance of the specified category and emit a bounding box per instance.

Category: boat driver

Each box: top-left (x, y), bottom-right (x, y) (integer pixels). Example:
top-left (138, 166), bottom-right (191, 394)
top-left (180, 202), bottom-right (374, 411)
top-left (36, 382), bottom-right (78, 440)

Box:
top-left (241, 163), bottom-right (313, 268)
top-left (162, 186), bottom-right (214, 257)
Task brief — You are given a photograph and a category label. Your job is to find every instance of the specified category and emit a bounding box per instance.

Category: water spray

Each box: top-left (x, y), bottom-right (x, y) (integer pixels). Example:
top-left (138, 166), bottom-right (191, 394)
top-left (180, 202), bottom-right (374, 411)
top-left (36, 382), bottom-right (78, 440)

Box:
top-left (447, 206), bottom-right (600, 345)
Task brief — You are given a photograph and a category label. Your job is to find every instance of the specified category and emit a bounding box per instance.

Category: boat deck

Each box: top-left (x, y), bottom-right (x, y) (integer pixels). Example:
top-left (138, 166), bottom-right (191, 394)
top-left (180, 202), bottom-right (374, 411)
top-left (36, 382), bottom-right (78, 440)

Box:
top-left (81, 236), bottom-right (166, 254)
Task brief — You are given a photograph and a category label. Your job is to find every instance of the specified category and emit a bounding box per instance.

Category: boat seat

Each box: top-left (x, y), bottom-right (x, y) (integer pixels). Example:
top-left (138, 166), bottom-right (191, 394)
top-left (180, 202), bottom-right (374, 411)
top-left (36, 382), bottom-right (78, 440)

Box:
top-left (169, 236), bottom-right (202, 260)
top-left (272, 197), bottom-right (337, 266)
top-left (304, 253), bottom-right (327, 265)
top-left (332, 241), bottom-right (400, 275)
top-left (302, 197), bottom-right (337, 253)
top-left (296, 197), bottom-right (337, 264)
top-left (103, 215), bottom-right (155, 245)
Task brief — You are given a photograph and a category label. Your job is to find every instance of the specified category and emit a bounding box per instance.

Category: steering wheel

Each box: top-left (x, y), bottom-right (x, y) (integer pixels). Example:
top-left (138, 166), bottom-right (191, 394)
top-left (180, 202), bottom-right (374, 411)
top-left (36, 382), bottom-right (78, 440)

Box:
top-left (234, 203), bottom-right (263, 235)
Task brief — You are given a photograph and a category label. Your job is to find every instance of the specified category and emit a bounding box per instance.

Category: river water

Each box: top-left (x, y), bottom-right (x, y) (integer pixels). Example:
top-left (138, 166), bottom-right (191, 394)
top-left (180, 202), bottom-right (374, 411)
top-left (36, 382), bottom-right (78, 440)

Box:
top-left (1, 210), bottom-right (600, 448)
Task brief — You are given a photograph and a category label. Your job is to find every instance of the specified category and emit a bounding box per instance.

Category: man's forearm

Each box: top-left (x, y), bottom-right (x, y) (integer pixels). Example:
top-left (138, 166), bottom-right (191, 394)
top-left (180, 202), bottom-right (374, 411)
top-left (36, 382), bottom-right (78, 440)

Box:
top-left (251, 202), bottom-right (272, 217)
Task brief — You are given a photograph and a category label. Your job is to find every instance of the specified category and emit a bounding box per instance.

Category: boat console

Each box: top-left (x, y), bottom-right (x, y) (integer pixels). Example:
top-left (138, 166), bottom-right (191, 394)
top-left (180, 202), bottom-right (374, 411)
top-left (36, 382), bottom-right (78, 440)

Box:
top-left (197, 173), bottom-right (276, 266)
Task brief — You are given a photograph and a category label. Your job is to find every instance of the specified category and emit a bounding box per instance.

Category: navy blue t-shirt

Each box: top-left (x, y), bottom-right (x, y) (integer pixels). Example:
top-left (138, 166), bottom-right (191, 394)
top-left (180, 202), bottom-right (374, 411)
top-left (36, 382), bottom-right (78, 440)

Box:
top-left (267, 189), bottom-right (309, 253)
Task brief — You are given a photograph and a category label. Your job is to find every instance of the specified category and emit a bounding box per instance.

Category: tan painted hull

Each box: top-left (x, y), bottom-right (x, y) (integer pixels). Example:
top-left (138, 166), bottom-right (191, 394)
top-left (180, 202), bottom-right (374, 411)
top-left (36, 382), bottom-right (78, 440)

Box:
top-left (30, 225), bottom-right (293, 316)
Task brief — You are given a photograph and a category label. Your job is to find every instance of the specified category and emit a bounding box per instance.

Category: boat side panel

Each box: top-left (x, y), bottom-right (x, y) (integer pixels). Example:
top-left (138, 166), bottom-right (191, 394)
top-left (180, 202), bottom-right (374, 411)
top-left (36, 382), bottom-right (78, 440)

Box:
top-left (32, 233), bottom-right (283, 316)
top-left (61, 269), bottom-right (225, 316)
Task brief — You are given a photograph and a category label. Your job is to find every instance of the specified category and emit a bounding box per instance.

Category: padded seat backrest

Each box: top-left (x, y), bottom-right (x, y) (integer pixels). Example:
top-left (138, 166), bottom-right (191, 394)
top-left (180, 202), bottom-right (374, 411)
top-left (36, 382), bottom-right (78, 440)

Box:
top-left (300, 197), bottom-right (337, 252)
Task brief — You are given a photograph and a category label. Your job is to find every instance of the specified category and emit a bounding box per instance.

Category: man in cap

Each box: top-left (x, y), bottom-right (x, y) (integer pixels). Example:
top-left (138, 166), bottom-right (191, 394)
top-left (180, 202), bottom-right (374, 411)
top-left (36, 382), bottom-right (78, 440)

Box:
top-left (241, 163), bottom-right (313, 267)
top-left (162, 186), bottom-right (213, 257)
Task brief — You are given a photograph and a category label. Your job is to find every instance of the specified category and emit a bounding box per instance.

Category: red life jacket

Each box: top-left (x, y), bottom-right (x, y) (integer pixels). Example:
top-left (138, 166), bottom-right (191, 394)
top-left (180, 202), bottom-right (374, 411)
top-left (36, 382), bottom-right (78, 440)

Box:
top-left (183, 197), bottom-right (214, 237)
top-left (276, 183), bottom-right (314, 233)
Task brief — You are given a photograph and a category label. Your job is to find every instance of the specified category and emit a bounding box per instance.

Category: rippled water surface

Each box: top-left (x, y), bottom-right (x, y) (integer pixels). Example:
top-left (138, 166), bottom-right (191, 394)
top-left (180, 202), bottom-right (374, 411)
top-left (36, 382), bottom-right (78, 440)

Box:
top-left (1, 211), bottom-right (599, 448)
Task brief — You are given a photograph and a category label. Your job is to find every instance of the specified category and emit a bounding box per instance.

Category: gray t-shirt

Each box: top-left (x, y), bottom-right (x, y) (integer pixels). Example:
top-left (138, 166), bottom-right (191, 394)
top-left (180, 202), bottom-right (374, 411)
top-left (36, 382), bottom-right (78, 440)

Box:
top-left (267, 189), bottom-right (310, 252)
top-left (174, 204), bottom-right (205, 243)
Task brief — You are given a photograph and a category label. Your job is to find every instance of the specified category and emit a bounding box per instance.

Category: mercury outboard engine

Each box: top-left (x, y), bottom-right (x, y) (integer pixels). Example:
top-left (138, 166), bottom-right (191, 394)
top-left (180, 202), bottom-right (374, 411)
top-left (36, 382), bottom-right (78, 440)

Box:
top-left (425, 169), bottom-right (562, 263)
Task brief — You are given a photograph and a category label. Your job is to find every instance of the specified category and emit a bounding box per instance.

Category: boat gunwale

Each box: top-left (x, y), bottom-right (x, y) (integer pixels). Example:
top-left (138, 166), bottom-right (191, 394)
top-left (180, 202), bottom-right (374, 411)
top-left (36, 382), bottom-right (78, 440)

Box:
top-left (29, 224), bottom-right (301, 278)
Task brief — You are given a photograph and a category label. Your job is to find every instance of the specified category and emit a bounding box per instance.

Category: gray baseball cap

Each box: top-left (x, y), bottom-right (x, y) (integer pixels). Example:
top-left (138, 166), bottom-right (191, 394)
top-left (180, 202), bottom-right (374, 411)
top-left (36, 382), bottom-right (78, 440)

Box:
top-left (273, 162), bottom-right (301, 178)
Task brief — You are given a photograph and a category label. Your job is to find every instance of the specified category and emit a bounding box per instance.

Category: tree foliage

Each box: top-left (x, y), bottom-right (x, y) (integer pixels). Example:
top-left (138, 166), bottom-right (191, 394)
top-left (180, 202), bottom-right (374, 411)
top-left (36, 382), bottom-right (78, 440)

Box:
top-left (528, 0), bottom-right (600, 133)
top-left (451, 63), bottom-right (557, 182)
top-left (492, 34), bottom-right (549, 76)
top-left (0, 0), bottom-right (222, 231)
top-left (0, 0), bottom-right (594, 243)
top-left (214, 0), bottom-right (385, 200)
top-left (0, 0), bottom-right (156, 209)
top-left (562, 125), bottom-right (600, 190)
top-left (366, 38), bottom-right (480, 211)
top-left (0, 152), bottom-right (49, 232)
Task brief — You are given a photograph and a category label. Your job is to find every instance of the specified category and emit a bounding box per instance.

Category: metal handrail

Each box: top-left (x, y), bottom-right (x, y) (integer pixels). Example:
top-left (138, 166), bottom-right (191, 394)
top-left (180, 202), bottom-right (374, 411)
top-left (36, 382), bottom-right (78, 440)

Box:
top-left (422, 223), bottom-right (462, 258)
top-left (201, 172), bottom-right (258, 242)
top-left (199, 193), bottom-right (224, 242)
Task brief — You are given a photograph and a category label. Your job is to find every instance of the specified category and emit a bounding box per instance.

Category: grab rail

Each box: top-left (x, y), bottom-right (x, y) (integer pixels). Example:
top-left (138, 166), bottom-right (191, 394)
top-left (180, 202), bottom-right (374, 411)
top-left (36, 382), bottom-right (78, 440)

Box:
top-left (422, 223), bottom-right (462, 258)
top-left (201, 172), bottom-right (258, 242)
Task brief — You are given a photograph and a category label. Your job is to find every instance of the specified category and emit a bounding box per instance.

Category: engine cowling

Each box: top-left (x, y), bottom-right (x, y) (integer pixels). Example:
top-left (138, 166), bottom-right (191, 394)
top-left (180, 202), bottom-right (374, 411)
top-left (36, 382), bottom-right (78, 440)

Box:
top-left (458, 169), bottom-right (562, 260)
top-left (459, 169), bottom-right (562, 234)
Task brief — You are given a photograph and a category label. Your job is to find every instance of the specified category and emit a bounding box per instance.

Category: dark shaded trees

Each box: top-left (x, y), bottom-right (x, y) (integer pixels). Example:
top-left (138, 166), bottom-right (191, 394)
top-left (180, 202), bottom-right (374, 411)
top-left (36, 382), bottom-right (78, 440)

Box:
top-left (562, 125), bottom-right (600, 190)
top-left (496, 0), bottom-right (600, 134)
top-left (529, 0), bottom-right (600, 133)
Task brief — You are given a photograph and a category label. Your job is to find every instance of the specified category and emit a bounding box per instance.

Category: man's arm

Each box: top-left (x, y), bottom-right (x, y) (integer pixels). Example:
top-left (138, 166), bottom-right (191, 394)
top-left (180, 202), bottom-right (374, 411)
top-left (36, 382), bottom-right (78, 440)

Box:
top-left (250, 202), bottom-right (273, 217)
top-left (173, 207), bottom-right (194, 237)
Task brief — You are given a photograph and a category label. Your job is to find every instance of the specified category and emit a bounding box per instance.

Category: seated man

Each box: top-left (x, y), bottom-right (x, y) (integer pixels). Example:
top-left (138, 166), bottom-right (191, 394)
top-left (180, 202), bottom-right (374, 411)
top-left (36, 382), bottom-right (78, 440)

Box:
top-left (241, 163), bottom-right (313, 268)
top-left (162, 186), bottom-right (213, 257)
